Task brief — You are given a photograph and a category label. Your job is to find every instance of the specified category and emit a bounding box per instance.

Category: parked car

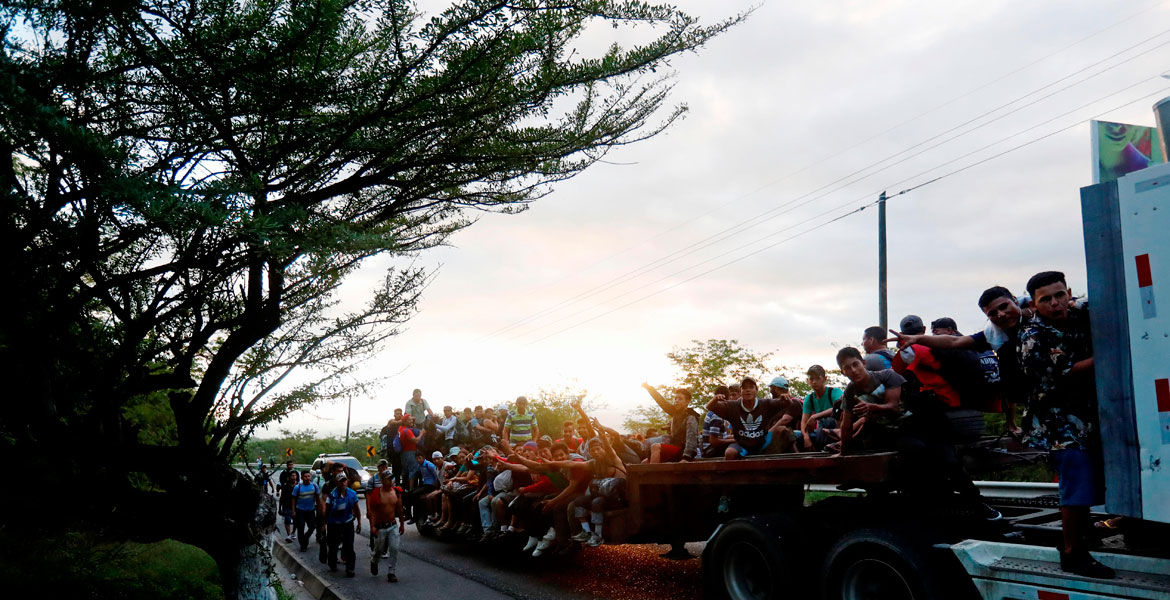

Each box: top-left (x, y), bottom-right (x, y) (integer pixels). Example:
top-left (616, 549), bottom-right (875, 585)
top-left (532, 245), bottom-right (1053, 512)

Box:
top-left (310, 453), bottom-right (371, 492)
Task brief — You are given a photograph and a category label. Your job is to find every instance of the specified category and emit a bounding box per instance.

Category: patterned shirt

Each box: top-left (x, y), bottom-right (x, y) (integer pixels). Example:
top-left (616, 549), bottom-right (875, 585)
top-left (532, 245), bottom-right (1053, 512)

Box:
top-left (505, 409), bottom-right (535, 443)
top-left (700, 410), bottom-right (728, 457)
top-left (1017, 306), bottom-right (1097, 451)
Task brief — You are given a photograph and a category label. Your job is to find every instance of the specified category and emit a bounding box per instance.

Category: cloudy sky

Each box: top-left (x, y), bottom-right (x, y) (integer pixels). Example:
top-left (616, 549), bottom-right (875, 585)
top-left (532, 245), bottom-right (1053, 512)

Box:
top-left (268, 0), bottom-right (1170, 437)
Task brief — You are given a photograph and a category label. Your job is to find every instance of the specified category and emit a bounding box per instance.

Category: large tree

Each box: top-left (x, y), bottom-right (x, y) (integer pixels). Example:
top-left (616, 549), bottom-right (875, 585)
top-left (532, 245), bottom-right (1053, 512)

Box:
top-left (0, 1), bottom-right (743, 597)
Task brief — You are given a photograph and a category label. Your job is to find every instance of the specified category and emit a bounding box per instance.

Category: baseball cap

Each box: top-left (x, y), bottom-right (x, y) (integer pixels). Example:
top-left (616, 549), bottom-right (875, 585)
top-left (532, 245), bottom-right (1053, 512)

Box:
top-left (769, 376), bottom-right (789, 389)
top-left (522, 441), bottom-right (538, 449)
top-left (335, 471), bottom-right (348, 480)
top-left (431, 450), bottom-right (443, 460)
top-left (447, 446), bottom-right (461, 458)
top-left (899, 314), bottom-right (925, 335)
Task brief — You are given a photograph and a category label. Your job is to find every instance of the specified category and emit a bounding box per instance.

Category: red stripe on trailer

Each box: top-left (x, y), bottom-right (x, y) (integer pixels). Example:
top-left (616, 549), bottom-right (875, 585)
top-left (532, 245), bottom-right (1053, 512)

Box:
top-left (1136, 254), bottom-right (1153, 288)
top-left (1038, 591), bottom-right (1069, 600)
top-left (1157, 378), bottom-right (1170, 412)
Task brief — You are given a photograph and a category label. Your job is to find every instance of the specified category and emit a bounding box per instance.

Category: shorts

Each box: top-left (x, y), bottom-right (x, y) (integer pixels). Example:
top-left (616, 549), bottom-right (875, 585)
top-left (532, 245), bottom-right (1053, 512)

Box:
top-left (658, 443), bottom-right (683, 462)
top-left (1051, 447), bottom-right (1105, 507)
top-left (733, 431), bottom-right (773, 457)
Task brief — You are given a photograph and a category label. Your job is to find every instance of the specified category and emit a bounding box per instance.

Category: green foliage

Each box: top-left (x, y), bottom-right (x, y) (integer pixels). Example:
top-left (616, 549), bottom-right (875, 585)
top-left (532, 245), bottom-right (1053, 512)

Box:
top-left (1, 2), bottom-right (744, 593)
top-left (529, 380), bottom-right (602, 440)
top-left (241, 427), bottom-right (381, 466)
top-left (0, 532), bottom-right (222, 600)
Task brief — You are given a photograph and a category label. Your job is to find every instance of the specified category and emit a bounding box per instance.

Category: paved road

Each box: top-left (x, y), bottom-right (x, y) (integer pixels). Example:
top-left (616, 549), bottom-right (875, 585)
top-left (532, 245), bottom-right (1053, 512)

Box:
top-left (276, 524), bottom-right (706, 600)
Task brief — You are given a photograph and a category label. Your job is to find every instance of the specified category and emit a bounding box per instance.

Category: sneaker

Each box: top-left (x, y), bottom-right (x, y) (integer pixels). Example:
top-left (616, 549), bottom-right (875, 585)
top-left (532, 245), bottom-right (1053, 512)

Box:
top-left (370, 558), bottom-right (378, 576)
top-left (522, 536), bottom-right (539, 552)
top-left (570, 530), bottom-right (591, 542)
top-left (541, 527), bottom-right (557, 541)
top-left (387, 573), bottom-right (398, 583)
top-left (381, 552), bottom-right (389, 559)
top-left (1059, 548), bottom-right (1116, 579)
top-left (284, 535), bottom-right (294, 543)
top-left (532, 538), bottom-right (553, 557)
top-left (717, 496), bottom-right (731, 514)
top-left (457, 524), bottom-right (472, 536)
top-left (586, 533), bottom-right (603, 547)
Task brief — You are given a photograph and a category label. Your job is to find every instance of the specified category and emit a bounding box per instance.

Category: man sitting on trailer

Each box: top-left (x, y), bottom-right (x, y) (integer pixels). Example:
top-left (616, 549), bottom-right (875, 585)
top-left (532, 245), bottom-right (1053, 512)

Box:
top-left (705, 377), bottom-right (797, 460)
top-left (862, 326), bottom-right (895, 370)
top-left (701, 385), bottom-right (736, 458)
top-left (835, 347), bottom-right (906, 453)
top-left (1017, 271), bottom-right (1114, 579)
top-left (800, 365), bottom-right (842, 451)
top-left (640, 383), bottom-right (700, 463)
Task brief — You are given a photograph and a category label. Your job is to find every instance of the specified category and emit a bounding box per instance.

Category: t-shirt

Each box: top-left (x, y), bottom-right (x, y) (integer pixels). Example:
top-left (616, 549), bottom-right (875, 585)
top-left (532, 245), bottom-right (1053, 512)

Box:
top-left (700, 410), bottom-right (728, 457)
top-left (803, 387), bottom-right (843, 415)
top-left (278, 469), bottom-right (297, 505)
top-left (254, 471), bottom-right (270, 489)
top-left (709, 397), bottom-right (789, 450)
top-left (505, 409), bottom-right (535, 443)
top-left (865, 349), bottom-right (895, 371)
top-left (398, 426), bottom-right (419, 452)
top-left (556, 437), bottom-right (583, 452)
top-left (404, 398), bottom-right (431, 424)
top-left (292, 482), bottom-right (320, 511)
top-left (842, 369), bottom-right (906, 428)
top-left (418, 459), bottom-right (440, 486)
top-left (325, 488), bottom-right (359, 524)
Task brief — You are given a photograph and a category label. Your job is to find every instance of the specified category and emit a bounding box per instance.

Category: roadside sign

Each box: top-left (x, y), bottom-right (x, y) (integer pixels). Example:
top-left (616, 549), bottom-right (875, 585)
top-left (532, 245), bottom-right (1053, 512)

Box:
top-left (285, 448), bottom-right (293, 458)
top-left (366, 445), bottom-right (376, 458)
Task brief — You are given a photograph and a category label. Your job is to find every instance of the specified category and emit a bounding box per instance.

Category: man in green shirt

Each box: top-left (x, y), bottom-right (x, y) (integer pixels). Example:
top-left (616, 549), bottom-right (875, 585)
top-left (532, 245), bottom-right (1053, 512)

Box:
top-left (503, 396), bottom-right (538, 450)
top-left (800, 364), bottom-right (843, 451)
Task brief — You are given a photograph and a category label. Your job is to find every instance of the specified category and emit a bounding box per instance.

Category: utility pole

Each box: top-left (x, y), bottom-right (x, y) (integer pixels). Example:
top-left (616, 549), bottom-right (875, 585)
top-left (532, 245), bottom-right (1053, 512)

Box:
top-left (344, 396), bottom-right (352, 448)
top-left (878, 191), bottom-right (888, 332)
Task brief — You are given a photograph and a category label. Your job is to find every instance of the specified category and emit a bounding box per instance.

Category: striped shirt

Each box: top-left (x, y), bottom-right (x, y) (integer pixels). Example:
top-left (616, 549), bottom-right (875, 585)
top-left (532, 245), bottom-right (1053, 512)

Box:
top-left (505, 409), bottom-right (535, 443)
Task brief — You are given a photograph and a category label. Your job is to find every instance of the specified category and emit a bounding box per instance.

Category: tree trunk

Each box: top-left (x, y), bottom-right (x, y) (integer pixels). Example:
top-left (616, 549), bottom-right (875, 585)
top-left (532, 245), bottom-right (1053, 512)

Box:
top-left (215, 490), bottom-right (278, 600)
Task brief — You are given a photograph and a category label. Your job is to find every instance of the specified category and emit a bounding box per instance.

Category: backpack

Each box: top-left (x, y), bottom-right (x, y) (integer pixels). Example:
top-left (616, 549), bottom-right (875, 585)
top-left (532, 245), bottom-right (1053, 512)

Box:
top-left (935, 347), bottom-right (1002, 411)
top-left (392, 429), bottom-right (402, 452)
top-left (454, 418), bottom-right (469, 444)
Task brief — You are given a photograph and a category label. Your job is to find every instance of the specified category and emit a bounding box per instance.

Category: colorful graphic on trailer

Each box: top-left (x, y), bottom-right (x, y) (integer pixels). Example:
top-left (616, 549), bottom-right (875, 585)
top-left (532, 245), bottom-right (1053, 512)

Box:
top-left (1092, 120), bottom-right (1165, 184)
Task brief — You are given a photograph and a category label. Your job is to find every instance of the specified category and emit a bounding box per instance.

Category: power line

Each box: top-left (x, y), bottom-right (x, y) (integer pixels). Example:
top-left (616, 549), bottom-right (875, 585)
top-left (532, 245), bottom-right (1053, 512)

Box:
top-left (517, 84), bottom-right (1170, 345)
top-left (479, 3), bottom-right (1169, 338)
top-left (494, 37), bottom-right (1170, 342)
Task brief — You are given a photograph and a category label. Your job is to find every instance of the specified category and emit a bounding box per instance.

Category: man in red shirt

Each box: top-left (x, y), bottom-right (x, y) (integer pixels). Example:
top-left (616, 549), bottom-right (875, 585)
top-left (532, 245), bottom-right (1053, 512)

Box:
top-left (398, 415), bottom-right (422, 492)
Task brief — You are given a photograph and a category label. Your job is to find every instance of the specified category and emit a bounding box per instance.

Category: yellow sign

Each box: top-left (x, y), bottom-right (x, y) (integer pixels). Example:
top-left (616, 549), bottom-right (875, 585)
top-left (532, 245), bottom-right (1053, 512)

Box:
top-left (285, 448), bottom-right (293, 458)
top-left (366, 445), bottom-right (376, 458)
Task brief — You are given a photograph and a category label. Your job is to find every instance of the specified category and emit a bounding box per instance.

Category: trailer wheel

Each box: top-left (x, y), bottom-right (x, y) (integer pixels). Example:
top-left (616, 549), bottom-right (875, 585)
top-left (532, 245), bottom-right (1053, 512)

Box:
top-left (820, 528), bottom-right (944, 600)
top-left (702, 516), bottom-right (809, 600)
top-left (416, 520), bottom-right (435, 537)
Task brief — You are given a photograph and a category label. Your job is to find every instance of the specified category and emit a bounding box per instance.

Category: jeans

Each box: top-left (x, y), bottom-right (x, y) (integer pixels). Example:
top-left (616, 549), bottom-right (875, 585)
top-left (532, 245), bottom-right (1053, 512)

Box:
top-left (478, 495), bottom-right (495, 530)
top-left (370, 524), bottom-right (401, 575)
top-left (326, 521), bottom-right (355, 573)
top-left (401, 451), bottom-right (418, 483)
top-left (294, 508), bottom-right (318, 551)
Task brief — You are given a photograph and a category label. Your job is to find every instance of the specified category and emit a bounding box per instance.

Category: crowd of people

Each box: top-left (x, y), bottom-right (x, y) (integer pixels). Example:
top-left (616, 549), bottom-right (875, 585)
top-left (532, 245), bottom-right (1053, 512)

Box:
top-left (259, 268), bottom-right (1113, 582)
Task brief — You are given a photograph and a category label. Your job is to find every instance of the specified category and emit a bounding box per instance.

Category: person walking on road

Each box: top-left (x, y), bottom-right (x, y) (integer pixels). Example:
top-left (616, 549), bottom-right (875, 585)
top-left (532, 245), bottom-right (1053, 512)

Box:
top-left (366, 471), bottom-right (406, 583)
top-left (324, 472), bottom-right (362, 576)
top-left (254, 464), bottom-right (273, 495)
top-left (278, 460), bottom-right (297, 542)
top-left (291, 471), bottom-right (321, 552)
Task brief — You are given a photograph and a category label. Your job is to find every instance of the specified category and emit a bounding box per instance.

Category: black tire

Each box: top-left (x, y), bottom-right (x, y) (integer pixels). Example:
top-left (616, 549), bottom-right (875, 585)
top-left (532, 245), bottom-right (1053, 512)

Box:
top-left (820, 527), bottom-right (971, 600)
top-left (416, 520), bottom-right (436, 537)
top-left (702, 515), bottom-right (813, 600)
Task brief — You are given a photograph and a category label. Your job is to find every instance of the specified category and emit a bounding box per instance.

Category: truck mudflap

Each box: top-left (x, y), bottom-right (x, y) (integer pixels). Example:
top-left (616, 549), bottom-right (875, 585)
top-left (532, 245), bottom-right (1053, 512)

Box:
top-left (949, 540), bottom-right (1170, 600)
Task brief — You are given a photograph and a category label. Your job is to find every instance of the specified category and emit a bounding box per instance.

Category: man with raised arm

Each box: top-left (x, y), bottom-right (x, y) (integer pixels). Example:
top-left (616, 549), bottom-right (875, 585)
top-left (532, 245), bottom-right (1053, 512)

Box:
top-left (705, 377), bottom-right (796, 460)
top-left (886, 286), bottom-right (1025, 433)
top-left (640, 383), bottom-right (700, 463)
top-left (366, 466), bottom-right (405, 583)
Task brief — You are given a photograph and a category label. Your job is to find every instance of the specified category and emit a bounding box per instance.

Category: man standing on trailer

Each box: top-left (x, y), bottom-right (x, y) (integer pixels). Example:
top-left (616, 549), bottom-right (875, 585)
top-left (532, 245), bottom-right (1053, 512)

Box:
top-left (1017, 271), bottom-right (1113, 579)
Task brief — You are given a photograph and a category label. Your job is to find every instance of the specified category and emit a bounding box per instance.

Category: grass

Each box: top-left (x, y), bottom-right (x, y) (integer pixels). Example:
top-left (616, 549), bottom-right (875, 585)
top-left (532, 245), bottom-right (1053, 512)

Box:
top-left (0, 530), bottom-right (223, 599)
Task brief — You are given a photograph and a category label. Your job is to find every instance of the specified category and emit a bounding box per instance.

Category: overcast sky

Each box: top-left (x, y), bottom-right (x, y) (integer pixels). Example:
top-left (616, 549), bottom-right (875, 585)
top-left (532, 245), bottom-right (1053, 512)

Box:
top-left (265, 0), bottom-right (1170, 438)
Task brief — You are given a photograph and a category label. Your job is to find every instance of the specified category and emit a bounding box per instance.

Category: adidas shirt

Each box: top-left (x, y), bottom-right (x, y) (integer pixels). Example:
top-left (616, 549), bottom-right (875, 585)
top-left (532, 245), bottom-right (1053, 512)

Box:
top-left (709, 397), bottom-right (792, 450)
